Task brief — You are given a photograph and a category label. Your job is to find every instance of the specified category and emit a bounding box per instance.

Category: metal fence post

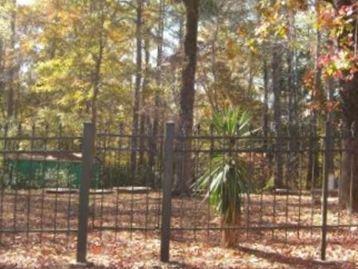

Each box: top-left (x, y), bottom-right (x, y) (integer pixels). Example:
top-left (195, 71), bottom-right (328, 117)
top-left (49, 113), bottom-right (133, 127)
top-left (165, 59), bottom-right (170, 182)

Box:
top-left (76, 123), bottom-right (95, 264)
top-left (321, 120), bottom-right (332, 260)
top-left (160, 121), bottom-right (175, 262)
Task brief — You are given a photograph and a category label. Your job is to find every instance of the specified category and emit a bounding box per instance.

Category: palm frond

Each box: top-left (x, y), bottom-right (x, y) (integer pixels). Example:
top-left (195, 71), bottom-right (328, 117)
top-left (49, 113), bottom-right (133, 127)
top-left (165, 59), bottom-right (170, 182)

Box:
top-left (194, 109), bottom-right (255, 220)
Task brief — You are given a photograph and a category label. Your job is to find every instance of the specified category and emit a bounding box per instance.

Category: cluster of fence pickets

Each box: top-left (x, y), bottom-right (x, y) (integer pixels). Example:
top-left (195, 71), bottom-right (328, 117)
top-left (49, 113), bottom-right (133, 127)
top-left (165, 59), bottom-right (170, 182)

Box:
top-left (0, 121), bottom-right (357, 264)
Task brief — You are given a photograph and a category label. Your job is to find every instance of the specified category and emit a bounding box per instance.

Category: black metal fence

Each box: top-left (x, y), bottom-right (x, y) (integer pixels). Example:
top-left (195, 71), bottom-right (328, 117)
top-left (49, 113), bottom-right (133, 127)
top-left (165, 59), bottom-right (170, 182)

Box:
top-left (0, 122), bottom-right (357, 264)
top-left (168, 122), bottom-right (358, 261)
top-left (0, 123), bottom-right (81, 244)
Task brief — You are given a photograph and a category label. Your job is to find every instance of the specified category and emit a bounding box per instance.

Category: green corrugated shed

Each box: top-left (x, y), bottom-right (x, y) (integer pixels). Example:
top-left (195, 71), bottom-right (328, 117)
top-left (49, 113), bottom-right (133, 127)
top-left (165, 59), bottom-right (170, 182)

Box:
top-left (5, 152), bottom-right (100, 188)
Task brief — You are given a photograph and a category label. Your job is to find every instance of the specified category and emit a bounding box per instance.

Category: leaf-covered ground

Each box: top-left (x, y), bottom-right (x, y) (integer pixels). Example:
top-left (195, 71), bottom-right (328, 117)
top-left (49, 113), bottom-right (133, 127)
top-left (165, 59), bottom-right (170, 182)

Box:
top-left (0, 229), bottom-right (357, 269)
top-left (0, 191), bottom-right (357, 268)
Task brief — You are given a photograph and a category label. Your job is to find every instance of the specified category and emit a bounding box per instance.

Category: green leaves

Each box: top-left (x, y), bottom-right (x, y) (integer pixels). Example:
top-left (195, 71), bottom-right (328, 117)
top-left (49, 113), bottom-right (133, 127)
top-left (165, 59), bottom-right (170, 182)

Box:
top-left (212, 107), bottom-right (253, 137)
top-left (194, 109), bottom-right (253, 225)
top-left (194, 151), bottom-right (250, 224)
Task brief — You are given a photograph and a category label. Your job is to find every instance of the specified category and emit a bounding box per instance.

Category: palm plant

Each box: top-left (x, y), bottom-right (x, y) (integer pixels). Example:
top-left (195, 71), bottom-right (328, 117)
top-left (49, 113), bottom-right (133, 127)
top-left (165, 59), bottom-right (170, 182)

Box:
top-left (194, 108), bottom-right (255, 247)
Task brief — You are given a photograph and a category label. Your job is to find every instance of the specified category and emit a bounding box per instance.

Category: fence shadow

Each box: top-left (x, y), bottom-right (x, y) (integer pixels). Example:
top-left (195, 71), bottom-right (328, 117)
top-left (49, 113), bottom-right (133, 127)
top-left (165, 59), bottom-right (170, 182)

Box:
top-left (236, 245), bottom-right (355, 269)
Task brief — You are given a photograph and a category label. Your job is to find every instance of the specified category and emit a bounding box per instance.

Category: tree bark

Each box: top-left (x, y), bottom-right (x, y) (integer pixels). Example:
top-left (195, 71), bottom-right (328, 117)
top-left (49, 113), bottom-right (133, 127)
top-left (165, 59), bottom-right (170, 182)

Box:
top-left (131, 0), bottom-right (143, 177)
top-left (91, 2), bottom-right (105, 128)
top-left (221, 212), bottom-right (240, 248)
top-left (262, 58), bottom-right (269, 150)
top-left (149, 0), bottom-right (165, 176)
top-left (339, 80), bottom-right (358, 212)
top-left (173, 0), bottom-right (200, 195)
top-left (179, 0), bottom-right (199, 135)
top-left (7, 0), bottom-right (17, 119)
top-left (0, 38), bottom-right (5, 118)
top-left (340, 124), bottom-right (358, 212)
top-left (332, 0), bottom-right (358, 212)
top-left (139, 17), bottom-right (151, 167)
top-left (272, 44), bottom-right (284, 189)
top-left (307, 0), bottom-right (322, 190)
top-left (286, 7), bottom-right (299, 188)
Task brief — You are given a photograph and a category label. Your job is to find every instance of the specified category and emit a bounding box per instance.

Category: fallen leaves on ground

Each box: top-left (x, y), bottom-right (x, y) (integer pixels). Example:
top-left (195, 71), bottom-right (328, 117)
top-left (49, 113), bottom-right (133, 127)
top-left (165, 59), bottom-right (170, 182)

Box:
top-left (0, 191), bottom-right (357, 268)
top-left (0, 229), bottom-right (357, 269)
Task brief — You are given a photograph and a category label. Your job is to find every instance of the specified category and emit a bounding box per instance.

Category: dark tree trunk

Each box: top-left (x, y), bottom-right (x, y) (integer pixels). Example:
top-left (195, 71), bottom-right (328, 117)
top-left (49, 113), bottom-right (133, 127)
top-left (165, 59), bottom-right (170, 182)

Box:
top-left (7, 0), bottom-right (17, 119)
top-left (332, 0), bottom-right (358, 212)
top-left (340, 120), bottom-right (358, 212)
top-left (139, 22), bottom-right (151, 167)
top-left (272, 44), bottom-right (284, 189)
top-left (131, 0), bottom-right (143, 177)
top-left (307, 0), bottom-right (322, 190)
top-left (149, 0), bottom-right (165, 177)
top-left (173, 0), bottom-right (199, 195)
top-left (307, 119), bottom-right (320, 190)
top-left (263, 59), bottom-right (269, 144)
top-left (339, 75), bottom-right (358, 212)
top-left (262, 57), bottom-right (271, 170)
top-left (286, 7), bottom-right (300, 188)
top-left (179, 0), bottom-right (199, 135)
top-left (0, 38), bottom-right (5, 117)
top-left (91, 3), bottom-right (105, 128)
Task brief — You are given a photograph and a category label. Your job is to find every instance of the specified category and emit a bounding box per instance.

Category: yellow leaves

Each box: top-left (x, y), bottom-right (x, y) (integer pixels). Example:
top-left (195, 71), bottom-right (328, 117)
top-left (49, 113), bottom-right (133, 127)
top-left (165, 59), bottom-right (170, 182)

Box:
top-left (254, 21), bottom-right (287, 42)
top-left (83, 53), bottom-right (95, 66)
top-left (0, 2), bottom-right (14, 40)
top-left (255, 6), bottom-right (288, 40)
top-left (107, 25), bottom-right (130, 43)
top-left (275, 24), bottom-right (288, 38)
top-left (57, 89), bottom-right (87, 109)
top-left (103, 18), bottom-right (114, 32)
top-left (247, 38), bottom-right (258, 54)
top-left (33, 58), bottom-right (76, 94)
top-left (334, 50), bottom-right (351, 71)
top-left (36, 58), bottom-right (70, 76)
top-left (56, 10), bottom-right (73, 23)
